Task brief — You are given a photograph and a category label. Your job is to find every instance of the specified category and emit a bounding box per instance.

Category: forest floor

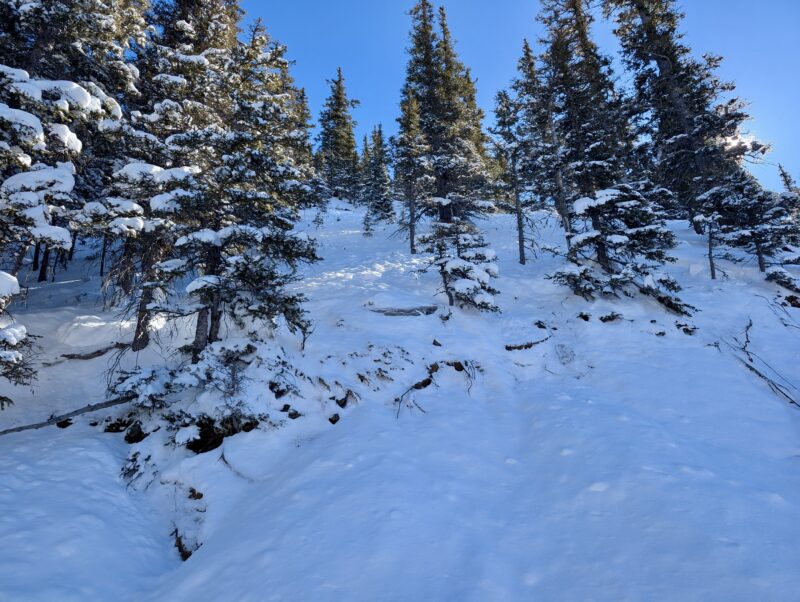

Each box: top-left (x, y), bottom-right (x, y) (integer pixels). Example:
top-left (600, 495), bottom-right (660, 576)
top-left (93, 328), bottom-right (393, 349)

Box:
top-left (1, 201), bottom-right (799, 601)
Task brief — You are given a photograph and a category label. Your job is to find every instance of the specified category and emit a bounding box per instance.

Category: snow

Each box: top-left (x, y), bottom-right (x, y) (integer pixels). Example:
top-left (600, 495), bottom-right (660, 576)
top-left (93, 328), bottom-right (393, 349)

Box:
top-left (1, 164), bottom-right (75, 194)
top-left (186, 275), bottom-right (221, 294)
top-left (0, 102), bottom-right (45, 144)
top-left (0, 271), bottom-right (20, 298)
top-left (0, 426), bottom-right (176, 601)
top-left (29, 225), bottom-right (73, 248)
top-left (115, 163), bottom-right (200, 184)
top-left (1, 207), bottom-right (799, 600)
top-left (48, 123), bottom-right (82, 152)
top-left (573, 188), bottom-right (622, 215)
top-left (11, 80), bottom-right (105, 113)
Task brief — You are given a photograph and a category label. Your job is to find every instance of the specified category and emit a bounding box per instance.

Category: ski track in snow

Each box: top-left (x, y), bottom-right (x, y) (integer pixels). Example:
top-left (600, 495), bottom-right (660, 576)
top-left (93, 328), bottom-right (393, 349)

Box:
top-left (1, 201), bottom-right (800, 601)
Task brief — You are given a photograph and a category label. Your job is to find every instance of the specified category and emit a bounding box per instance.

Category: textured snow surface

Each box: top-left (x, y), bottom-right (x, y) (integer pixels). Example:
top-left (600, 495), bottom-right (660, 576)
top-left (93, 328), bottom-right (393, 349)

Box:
top-left (0, 201), bottom-right (799, 601)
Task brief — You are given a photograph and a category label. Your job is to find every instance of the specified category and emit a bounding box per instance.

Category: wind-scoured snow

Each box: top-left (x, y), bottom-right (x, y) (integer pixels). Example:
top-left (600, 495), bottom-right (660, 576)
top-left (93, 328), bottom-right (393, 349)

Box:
top-left (0, 201), bottom-right (799, 601)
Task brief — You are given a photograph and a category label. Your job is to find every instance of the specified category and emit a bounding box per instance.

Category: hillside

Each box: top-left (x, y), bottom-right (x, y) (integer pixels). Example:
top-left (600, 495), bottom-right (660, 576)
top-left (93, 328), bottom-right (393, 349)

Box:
top-left (1, 203), bottom-right (799, 601)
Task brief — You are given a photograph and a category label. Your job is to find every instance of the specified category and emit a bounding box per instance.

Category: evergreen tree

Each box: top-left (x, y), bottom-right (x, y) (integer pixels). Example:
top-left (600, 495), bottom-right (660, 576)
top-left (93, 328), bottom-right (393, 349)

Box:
top-left (0, 64), bottom-right (121, 387)
top-left (491, 89), bottom-right (527, 264)
top-left (111, 7), bottom-right (317, 409)
top-left (778, 164), bottom-right (798, 195)
top-left (0, 0), bottom-right (148, 283)
top-left (603, 0), bottom-right (767, 221)
top-left (538, 0), bottom-right (683, 310)
top-left (317, 67), bottom-right (359, 200)
top-left (363, 124), bottom-right (394, 230)
top-left (696, 170), bottom-right (800, 278)
top-left (400, 1), bottom-right (497, 310)
top-left (356, 133), bottom-right (374, 209)
top-left (394, 91), bottom-right (433, 254)
top-left (513, 39), bottom-right (569, 231)
top-left (0, 0), bottom-right (147, 94)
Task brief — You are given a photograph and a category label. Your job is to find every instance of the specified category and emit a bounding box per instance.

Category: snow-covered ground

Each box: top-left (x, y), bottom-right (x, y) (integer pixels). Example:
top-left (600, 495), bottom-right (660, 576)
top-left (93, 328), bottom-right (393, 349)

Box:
top-left (1, 202), bottom-right (800, 601)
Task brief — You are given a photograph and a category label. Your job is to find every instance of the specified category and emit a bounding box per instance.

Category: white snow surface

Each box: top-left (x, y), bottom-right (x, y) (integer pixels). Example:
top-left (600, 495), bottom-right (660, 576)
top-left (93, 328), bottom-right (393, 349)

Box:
top-left (1, 202), bottom-right (799, 600)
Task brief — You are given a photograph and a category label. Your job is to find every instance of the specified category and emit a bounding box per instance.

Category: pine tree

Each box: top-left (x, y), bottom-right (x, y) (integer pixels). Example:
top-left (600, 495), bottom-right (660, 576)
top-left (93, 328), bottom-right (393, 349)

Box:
top-left (111, 7), bottom-right (317, 410)
top-left (363, 124), bottom-right (394, 229)
top-left (778, 164), bottom-right (798, 194)
top-left (491, 89), bottom-right (527, 264)
top-left (0, 0), bottom-right (148, 282)
top-left (317, 67), bottom-right (359, 200)
top-left (697, 170), bottom-right (800, 279)
top-left (0, 64), bottom-right (121, 388)
top-left (537, 0), bottom-right (683, 310)
top-left (400, 1), bottom-right (497, 310)
top-left (603, 0), bottom-right (767, 221)
top-left (394, 91), bottom-right (433, 254)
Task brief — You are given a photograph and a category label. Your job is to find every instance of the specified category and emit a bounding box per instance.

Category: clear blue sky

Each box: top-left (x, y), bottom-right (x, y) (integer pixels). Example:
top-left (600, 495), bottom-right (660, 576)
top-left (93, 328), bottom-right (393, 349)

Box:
top-left (241, 0), bottom-right (799, 190)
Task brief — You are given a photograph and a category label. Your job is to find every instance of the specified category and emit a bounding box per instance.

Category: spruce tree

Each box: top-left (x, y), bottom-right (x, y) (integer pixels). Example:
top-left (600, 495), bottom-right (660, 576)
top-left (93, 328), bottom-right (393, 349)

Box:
top-left (363, 124), bottom-right (394, 230)
top-left (357, 134), bottom-right (371, 208)
top-left (538, 0), bottom-right (683, 310)
top-left (111, 8), bottom-right (317, 409)
top-left (491, 89), bottom-right (527, 264)
top-left (394, 91), bottom-right (433, 254)
top-left (400, 1), bottom-right (497, 310)
top-left (317, 67), bottom-right (359, 200)
top-left (0, 0), bottom-right (148, 282)
top-left (0, 64), bottom-right (121, 388)
top-left (778, 165), bottom-right (798, 195)
top-left (603, 0), bottom-right (767, 221)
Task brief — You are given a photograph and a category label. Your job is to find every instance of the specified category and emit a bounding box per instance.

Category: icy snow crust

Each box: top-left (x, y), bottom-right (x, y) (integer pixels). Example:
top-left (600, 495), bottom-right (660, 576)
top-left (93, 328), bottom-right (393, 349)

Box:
top-left (1, 201), bottom-right (800, 600)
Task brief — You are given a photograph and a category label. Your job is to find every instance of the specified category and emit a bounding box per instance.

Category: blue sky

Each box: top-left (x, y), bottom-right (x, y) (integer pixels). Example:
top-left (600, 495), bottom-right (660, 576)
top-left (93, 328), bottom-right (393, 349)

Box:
top-left (241, 0), bottom-right (799, 189)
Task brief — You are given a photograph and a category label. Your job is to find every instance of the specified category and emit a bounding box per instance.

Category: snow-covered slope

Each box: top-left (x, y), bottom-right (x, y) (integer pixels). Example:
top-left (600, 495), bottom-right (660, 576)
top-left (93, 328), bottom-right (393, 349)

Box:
top-left (1, 202), bottom-right (799, 600)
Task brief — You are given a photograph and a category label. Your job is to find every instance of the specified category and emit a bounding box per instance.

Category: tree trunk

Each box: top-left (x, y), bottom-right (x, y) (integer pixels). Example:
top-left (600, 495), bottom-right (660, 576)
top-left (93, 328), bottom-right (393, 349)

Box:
top-left (131, 286), bottom-right (154, 352)
top-left (591, 216), bottom-right (610, 272)
top-left (67, 231), bottom-right (78, 261)
top-left (546, 104), bottom-right (572, 245)
top-left (99, 234), bottom-right (108, 278)
top-left (37, 245), bottom-right (50, 282)
top-left (192, 307), bottom-right (210, 364)
top-left (755, 239), bottom-right (766, 273)
top-left (708, 226), bottom-right (717, 280)
top-left (32, 242), bottom-right (40, 271)
top-left (208, 293), bottom-right (222, 344)
top-left (11, 243), bottom-right (30, 277)
top-left (514, 188), bottom-right (526, 265)
top-left (409, 197), bottom-right (417, 254)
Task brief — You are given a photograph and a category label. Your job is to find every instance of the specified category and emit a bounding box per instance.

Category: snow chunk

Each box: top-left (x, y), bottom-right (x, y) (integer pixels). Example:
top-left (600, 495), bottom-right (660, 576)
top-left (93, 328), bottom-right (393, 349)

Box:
top-left (186, 276), bottom-right (221, 294)
top-left (1, 165), bottom-right (75, 194)
top-left (0, 271), bottom-right (20, 298)
top-left (48, 123), bottom-right (81, 152)
top-left (0, 103), bottom-right (44, 145)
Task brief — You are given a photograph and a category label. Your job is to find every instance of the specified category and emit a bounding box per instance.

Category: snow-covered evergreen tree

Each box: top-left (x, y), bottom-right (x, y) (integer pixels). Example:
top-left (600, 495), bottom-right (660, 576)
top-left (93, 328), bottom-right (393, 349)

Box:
top-left (603, 0), bottom-right (768, 222)
top-left (317, 67), bottom-right (359, 201)
top-left (394, 91), bottom-right (433, 254)
top-left (362, 124), bottom-right (394, 230)
top-left (417, 207), bottom-right (499, 312)
top-left (111, 8), bottom-right (317, 411)
top-left (491, 89), bottom-right (528, 265)
top-left (697, 170), bottom-right (800, 279)
top-left (357, 134), bottom-right (371, 209)
top-left (400, 1), bottom-right (497, 310)
top-left (0, 64), bottom-right (121, 385)
top-left (536, 0), bottom-right (683, 310)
